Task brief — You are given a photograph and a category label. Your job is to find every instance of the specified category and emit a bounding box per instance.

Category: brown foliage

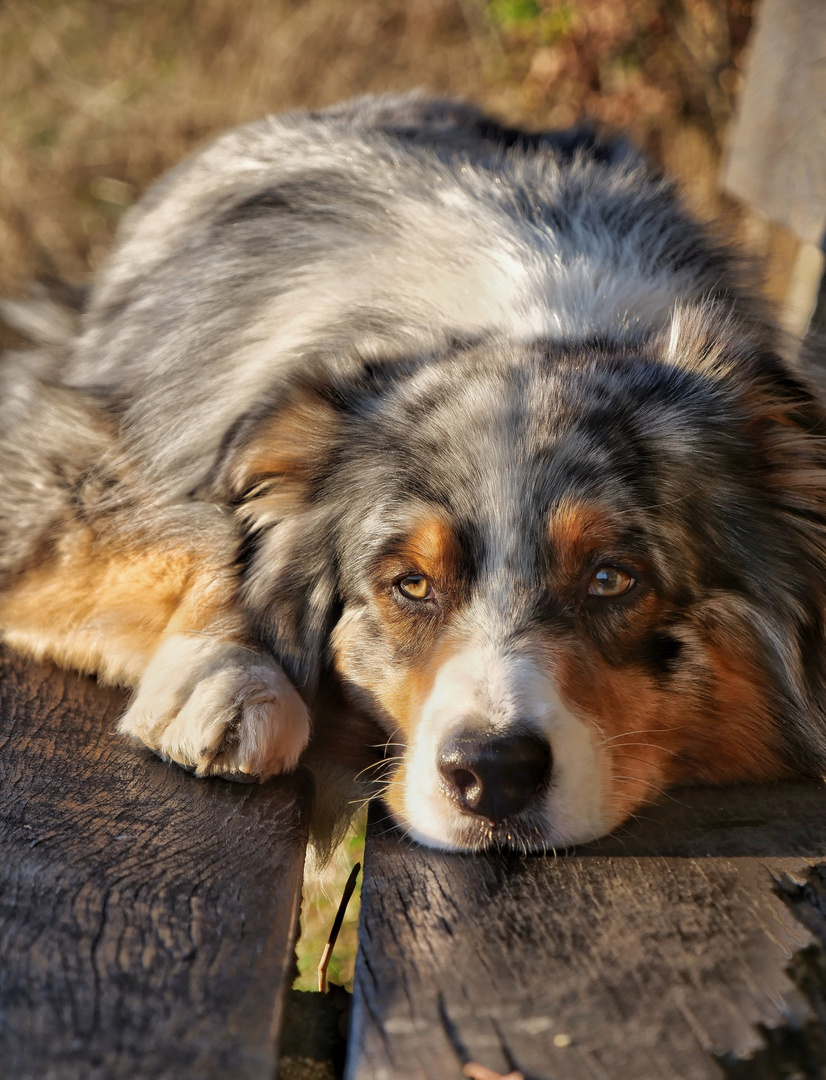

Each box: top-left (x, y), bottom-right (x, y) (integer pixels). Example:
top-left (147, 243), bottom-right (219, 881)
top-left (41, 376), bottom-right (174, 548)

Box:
top-left (1, 0), bottom-right (757, 297)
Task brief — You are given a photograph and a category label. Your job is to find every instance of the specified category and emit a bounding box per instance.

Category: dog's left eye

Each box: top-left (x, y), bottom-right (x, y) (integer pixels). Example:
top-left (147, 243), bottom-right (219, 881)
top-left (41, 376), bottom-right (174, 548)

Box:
top-left (397, 574), bottom-right (435, 601)
top-left (588, 566), bottom-right (635, 598)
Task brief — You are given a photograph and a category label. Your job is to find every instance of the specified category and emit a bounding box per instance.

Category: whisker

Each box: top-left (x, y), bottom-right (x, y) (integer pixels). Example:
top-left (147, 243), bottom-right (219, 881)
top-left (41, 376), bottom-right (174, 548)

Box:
top-left (610, 778), bottom-right (693, 808)
top-left (352, 756), bottom-right (404, 783)
top-left (610, 752), bottom-right (681, 767)
top-left (611, 775), bottom-right (667, 794)
top-left (598, 726), bottom-right (686, 746)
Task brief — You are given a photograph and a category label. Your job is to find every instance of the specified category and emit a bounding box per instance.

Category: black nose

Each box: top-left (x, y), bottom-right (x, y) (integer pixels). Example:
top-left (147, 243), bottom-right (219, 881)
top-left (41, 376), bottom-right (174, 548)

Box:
top-left (437, 731), bottom-right (552, 826)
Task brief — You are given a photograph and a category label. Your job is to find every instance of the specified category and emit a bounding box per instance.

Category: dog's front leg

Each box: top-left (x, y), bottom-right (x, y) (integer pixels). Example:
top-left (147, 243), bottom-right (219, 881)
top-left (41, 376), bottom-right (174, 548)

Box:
top-left (0, 524), bottom-right (311, 780)
top-left (111, 557), bottom-right (312, 779)
top-left (119, 631), bottom-right (311, 780)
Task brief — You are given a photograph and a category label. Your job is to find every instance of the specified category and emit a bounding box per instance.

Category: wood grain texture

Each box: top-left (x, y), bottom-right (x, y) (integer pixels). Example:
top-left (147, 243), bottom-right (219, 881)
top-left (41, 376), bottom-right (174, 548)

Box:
top-left (722, 0), bottom-right (826, 245)
top-left (0, 646), bottom-right (310, 1080)
top-left (347, 784), bottom-right (826, 1080)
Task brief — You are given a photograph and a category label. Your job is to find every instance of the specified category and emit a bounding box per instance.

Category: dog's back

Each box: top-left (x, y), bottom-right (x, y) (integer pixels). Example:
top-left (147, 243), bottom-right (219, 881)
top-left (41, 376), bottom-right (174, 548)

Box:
top-left (0, 284), bottom-right (114, 579)
top-left (30, 95), bottom-right (762, 497)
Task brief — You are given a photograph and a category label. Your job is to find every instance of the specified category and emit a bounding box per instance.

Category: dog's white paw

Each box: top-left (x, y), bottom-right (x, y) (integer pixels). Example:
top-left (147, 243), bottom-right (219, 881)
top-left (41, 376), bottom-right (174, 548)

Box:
top-left (118, 634), bottom-right (311, 779)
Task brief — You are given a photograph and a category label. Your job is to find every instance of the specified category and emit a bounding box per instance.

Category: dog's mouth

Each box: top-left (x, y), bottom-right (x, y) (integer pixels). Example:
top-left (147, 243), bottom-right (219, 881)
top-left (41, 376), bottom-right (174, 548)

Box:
top-left (447, 812), bottom-right (554, 854)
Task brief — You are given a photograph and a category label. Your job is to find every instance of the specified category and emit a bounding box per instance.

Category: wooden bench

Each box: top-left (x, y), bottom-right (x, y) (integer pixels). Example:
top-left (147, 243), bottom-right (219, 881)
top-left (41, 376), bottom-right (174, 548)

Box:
top-left (4, 645), bottom-right (826, 1079)
top-left (721, 0), bottom-right (826, 345)
top-left (348, 784), bottom-right (826, 1078)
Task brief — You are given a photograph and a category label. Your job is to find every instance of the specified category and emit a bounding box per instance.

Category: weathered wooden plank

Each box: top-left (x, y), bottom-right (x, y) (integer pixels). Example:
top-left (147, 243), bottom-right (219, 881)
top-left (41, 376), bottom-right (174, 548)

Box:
top-left (0, 646), bottom-right (310, 1080)
top-left (721, 0), bottom-right (826, 246)
top-left (347, 784), bottom-right (826, 1080)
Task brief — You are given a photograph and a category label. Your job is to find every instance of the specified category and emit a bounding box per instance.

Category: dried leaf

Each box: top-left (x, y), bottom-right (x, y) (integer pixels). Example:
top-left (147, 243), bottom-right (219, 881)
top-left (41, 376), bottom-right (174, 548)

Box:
top-left (462, 1063), bottom-right (525, 1080)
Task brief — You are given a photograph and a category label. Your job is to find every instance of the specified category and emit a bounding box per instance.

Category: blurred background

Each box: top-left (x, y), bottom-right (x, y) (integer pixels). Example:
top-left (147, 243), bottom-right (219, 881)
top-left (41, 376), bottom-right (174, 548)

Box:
top-left (0, 0), bottom-right (803, 308)
top-left (0, 0), bottom-right (814, 1011)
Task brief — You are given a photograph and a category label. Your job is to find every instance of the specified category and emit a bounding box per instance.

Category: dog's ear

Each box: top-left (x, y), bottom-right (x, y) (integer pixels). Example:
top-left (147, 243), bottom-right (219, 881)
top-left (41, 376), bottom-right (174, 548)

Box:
top-left (664, 306), bottom-right (826, 509)
top-left (740, 352), bottom-right (826, 767)
top-left (666, 304), bottom-right (826, 761)
top-left (201, 382), bottom-right (341, 511)
top-left (197, 383), bottom-right (345, 695)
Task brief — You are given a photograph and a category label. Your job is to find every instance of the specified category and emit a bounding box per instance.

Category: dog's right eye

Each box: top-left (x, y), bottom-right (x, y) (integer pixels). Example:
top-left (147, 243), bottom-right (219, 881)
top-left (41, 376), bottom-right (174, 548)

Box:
top-left (397, 575), bottom-right (435, 601)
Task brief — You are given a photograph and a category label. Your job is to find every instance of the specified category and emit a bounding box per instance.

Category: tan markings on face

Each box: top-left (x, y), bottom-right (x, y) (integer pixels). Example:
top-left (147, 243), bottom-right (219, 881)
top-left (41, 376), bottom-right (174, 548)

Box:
top-left (553, 634), bottom-right (788, 830)
top-left (551, 645), bottom-right (668, 827)
top-left (547, 498), bottom-right (622, 587)
top-left (366, 514), bottom-right (462, 667)
top-left (688, 645), bottom-right (789, 783)
top-left (393, 516), bottom-right (462, 590)
top-left (544, 497), bottom-right (788, 833)
top-left (331, 613), bottom-right (464, 828)
top-left (0, 523), bottom-right (242, 687)
top-left (331, 514), bottom-right (467, 812)
top-left (334, 572), bottom-right (459, 736)
top-left (373, 640), bottom-right (481, 842)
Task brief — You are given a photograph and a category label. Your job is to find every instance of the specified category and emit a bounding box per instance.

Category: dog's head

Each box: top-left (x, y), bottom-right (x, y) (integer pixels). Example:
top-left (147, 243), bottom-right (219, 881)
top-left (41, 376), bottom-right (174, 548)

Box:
top-left (207, 305), bottom-right (826, 851)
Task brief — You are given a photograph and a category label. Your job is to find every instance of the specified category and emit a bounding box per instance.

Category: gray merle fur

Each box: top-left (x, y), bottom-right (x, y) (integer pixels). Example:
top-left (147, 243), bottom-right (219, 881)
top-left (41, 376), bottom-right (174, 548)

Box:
top-left (2, 93), bottom-right (826, 828)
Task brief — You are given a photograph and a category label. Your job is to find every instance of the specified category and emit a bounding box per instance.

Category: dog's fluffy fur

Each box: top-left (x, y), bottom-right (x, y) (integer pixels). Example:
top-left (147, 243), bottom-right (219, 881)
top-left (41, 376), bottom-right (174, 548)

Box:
top-left (2, 94), bottom-right (826, 852)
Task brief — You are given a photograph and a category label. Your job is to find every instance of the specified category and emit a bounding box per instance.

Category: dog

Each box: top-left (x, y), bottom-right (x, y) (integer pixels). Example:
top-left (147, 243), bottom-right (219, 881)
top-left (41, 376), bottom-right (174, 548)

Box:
top-left (2, 93), bottom-right (825, 854)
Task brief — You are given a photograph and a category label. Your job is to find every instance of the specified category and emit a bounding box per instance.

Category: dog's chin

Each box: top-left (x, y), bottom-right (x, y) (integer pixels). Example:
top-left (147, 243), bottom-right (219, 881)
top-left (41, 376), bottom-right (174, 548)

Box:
top-left (405, 812), bottom-right (556, 855)
top-left (380, 769), bottom-right (615, 854)
top-left (389, 800), bottom-right (605, 854)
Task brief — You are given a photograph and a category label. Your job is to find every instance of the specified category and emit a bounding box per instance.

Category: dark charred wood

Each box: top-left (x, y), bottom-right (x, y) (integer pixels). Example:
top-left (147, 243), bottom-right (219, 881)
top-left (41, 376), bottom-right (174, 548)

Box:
top-left (347, 783), bottom-right (826, 1080)
top-left (0, 647), bottom-right (310, 1080)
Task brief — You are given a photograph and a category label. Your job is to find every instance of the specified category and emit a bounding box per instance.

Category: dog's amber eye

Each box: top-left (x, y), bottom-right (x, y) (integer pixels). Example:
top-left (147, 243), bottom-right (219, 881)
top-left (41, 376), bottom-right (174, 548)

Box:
top-left (588, 566), bottom-right (635, 598)
top-left (397, 574), bottom-right (434, 601)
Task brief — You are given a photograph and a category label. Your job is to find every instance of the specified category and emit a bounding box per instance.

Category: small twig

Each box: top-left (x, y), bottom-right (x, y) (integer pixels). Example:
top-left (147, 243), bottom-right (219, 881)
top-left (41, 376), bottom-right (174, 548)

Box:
top-left (491, 1016), bottom-right (524, 1077)
top-left (317, 860), bottom-right (361, 994)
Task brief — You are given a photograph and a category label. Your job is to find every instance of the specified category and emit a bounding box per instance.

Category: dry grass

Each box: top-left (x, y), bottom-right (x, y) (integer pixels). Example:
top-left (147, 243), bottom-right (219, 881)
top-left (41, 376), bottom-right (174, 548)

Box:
top-left (294, 818), bottom-right (366, 993)
top-left (1, 0), bottom-right (799, 300)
